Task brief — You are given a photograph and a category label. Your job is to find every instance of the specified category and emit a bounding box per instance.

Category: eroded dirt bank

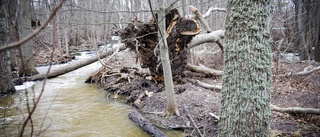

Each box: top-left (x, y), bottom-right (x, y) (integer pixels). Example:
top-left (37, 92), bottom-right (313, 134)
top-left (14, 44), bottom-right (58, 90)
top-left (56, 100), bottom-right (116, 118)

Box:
top-left (87, 50), bottom-right (319, 137)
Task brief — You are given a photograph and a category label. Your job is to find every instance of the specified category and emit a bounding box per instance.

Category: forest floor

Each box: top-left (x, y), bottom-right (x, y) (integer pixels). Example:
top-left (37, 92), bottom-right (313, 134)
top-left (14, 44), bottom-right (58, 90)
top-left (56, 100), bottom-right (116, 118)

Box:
top-left (33, 45), bottom-right (320, 137)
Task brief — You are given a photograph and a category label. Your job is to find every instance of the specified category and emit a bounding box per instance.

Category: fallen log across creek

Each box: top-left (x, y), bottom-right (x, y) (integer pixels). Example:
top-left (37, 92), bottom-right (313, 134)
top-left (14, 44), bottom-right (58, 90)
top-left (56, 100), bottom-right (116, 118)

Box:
top-left (128, 109), bottom-right (168, 137)
top-left (27, 44), bottom-right (126, 81)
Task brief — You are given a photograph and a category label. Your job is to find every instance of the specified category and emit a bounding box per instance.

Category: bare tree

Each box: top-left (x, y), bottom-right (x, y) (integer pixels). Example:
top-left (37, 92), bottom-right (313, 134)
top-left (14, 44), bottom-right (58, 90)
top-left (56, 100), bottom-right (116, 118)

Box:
top-left (157, 0), bottom-right (179, 116)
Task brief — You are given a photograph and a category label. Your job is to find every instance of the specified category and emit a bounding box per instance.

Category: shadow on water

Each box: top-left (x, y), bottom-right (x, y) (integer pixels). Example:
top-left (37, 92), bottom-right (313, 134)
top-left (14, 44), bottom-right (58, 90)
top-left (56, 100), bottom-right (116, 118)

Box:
top-left (1, 57), bottom-right (184, 137)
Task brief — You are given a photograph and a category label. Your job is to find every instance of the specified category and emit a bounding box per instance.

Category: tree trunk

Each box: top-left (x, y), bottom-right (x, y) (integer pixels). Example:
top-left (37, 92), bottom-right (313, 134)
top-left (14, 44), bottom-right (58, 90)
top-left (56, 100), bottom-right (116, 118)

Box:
top-left (314, 0), bottom-right (320, 62)
top-left (0, 0), bottom-right (15, 94)
top-left (157, 0), bottom-right (179, 116)
top-left (219, 0), bottom-right (272, 136)
top-left (18, 0), bottom-right (38, 76)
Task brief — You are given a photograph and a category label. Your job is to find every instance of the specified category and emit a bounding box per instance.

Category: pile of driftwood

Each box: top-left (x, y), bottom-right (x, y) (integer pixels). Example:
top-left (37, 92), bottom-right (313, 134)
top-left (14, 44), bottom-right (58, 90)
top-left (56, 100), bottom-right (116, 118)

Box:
top-left (119, 9), bottom-right (200, 80)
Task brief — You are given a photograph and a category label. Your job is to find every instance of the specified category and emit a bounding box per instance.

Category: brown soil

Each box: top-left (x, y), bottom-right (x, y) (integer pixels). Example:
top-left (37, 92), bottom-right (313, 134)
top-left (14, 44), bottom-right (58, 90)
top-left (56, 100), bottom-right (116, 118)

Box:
top-left (83, 49), bottom-right (319, 137)
top-left (34, 45), bottom-right (320, 136)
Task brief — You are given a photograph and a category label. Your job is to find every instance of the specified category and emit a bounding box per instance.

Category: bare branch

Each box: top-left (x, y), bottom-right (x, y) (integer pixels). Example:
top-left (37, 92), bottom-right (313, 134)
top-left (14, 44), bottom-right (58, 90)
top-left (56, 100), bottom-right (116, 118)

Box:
top-left (208, 113), bottom-right (220, 121)
top-left (186, 63), bottom-right (223, 76)
top-left (187, 7), bottom-right (226, 19)
top-left (271, 104), bottom-right (320, 115)
top-left (278, 65), bottom-right (320, 77)
top-left (188, 30), bottom-right (225, 49)
top-left (183, 105), bottom-right (204, 137)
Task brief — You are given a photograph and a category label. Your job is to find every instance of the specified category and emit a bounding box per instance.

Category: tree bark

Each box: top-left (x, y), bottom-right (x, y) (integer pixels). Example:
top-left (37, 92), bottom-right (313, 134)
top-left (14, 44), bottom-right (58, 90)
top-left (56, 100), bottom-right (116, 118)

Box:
top-left (219, 0), bottom-right (272, 136)
top-left (187, 30), bottom-right (225, 49)
top-left (0, 0), bottom-right (15, 94)
top-left (271, 104), bottom-right (320, 115)
top-left (314, 0), bottom-right (320, 62)
top-left (18, 0), bottom-right (38, 76)
top-left (157, 0), bottom-right (179, 116)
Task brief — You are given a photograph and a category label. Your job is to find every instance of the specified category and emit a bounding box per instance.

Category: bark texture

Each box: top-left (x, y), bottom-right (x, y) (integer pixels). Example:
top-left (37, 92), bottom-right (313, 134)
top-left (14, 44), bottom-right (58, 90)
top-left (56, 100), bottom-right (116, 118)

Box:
top-left (0, 1), bottom-right (15, 94)
top-left (219, 0), bottom-right (272, 136)
top-left (18, 0), bottom-right (38, 76)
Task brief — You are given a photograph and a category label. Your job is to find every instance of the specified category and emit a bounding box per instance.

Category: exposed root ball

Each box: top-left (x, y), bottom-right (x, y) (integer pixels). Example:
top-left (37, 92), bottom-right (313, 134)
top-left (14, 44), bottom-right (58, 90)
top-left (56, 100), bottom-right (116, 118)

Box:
top-left (120, 9), bottom-right (200, 80)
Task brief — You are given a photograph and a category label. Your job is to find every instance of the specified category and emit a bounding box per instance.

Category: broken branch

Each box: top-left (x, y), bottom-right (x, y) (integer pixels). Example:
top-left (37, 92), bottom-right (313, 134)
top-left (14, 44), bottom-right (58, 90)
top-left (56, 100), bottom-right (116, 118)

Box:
top-left (208, 113), bottom-right (220, 121)
top-left (188, 7), bottom-right (226, 19)
top-left (186, 63), bottom-right (223, 76)
top-left (278, 65), bottom-right (320, 77)
top-left (195, 80), bottom-right (222, 91)
top-left (271, 104), bottom-right (320, 115)
top-left (187, 30), bottom-right (225, 49)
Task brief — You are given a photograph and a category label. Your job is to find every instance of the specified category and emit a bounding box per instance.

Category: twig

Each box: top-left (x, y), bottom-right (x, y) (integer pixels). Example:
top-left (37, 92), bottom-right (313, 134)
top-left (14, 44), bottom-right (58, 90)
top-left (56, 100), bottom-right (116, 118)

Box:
top-left (216, 41), bottom-right (224, 52)
top-left (103, 47), bottom-right (120, 64)
top-left (94, 42), bottom-right (113, 69)
top-left (187, 30), bottom-right (225, 49)
top-left (183, 105), bottom-right (204, 137)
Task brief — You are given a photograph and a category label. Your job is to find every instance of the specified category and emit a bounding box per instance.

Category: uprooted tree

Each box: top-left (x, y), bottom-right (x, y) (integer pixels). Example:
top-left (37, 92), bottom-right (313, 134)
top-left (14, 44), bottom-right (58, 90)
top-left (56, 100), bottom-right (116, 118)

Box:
top-left (119, 8), bottom-right (201, 80)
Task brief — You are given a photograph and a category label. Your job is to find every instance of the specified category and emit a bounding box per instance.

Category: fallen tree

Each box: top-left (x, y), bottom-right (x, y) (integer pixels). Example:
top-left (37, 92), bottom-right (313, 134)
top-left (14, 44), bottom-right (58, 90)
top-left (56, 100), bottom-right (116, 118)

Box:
top-left (279, 65), bottom-right (320, 77)
top-left (119, 7), bottom-right (225, 80)
top-left (128, 109), bottom-right (168, 137)
top-left (187, 30), bottom-right (225, 50)
top-left (28, 44), bottom-right (125, 81)
top-left (271, 104), bottom-right (320, 115)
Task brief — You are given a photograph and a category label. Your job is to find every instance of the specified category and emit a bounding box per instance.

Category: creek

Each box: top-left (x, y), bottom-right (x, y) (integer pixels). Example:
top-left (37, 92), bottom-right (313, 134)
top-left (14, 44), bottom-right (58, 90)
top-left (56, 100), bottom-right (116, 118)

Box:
top-left (0, 52), bottom-right (183, 137)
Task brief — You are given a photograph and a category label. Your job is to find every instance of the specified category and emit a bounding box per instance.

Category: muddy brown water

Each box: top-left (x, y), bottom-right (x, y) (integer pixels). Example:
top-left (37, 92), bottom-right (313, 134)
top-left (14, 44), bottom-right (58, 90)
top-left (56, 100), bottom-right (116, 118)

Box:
top-left (0, 57), bottom-right (184, 136)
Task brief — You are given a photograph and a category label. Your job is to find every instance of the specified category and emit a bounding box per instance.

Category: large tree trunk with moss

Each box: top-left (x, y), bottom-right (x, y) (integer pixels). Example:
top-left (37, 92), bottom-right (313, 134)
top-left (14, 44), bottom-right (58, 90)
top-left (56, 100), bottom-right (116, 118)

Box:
top-left (18, 0), bottom-right (38, 76)
top-left (0, 1), bottom-right (15, 94)
top-left (219, 0), bottom-right (272, 136)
